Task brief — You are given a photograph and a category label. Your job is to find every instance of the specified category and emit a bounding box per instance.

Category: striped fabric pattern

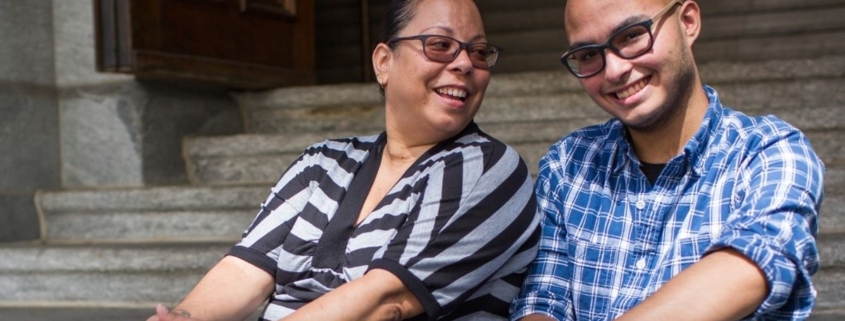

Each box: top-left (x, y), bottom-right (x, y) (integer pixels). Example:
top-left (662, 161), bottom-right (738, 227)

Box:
top-left (229, 123), bottom-right (540, 321)
top-left (511, 86), bottom-right (824, 320)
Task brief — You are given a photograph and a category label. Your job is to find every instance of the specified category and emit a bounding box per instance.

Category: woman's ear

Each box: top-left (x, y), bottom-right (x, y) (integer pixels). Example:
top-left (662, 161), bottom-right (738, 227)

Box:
top-left (372, 43), bottom-right (393, 88)
top-left (678, 1), bottom-right (702, 46)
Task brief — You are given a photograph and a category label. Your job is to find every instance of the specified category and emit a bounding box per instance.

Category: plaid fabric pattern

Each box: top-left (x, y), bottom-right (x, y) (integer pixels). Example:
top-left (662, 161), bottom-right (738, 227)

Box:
top-left (511, 86), bottom-right (824, 320)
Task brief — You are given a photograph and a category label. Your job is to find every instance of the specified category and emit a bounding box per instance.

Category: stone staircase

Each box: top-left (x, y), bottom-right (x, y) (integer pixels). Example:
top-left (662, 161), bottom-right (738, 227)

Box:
top-left (476, 0), bottom-right (845, 74)
top-left (1, 55), bottom-right (842, 319)
top-left (3, 0), bottom-right (845, 317)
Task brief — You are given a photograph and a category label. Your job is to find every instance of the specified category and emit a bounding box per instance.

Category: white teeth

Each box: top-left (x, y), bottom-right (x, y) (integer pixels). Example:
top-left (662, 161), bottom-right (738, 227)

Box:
top-left (615, 79), bottom-right (647, 100)
top-left (437, 87), bottom-right (468, 99)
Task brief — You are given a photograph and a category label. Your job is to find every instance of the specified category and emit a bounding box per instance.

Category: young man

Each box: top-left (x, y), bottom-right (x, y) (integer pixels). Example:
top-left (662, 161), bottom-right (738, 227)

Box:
top-left (511, 0), bottom-right (824, 320)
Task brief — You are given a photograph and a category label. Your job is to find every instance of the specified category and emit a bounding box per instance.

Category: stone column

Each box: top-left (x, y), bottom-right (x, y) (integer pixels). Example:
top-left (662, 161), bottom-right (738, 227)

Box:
top-left (0, 0), bottom-right (60, 242)
top-left (54, 0), bottom-right (243, 188)
top-left (0, 0), bottom-right (243, 242)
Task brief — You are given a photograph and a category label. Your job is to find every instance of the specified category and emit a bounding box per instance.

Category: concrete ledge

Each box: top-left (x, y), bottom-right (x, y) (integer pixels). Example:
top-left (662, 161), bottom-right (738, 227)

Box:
top-left (182, 115), bottom-right (842, 186)
top-left (695, 31), bottom-right (845, 64)
top-left (0, 272), bottom-right (202, 303)
top-left (0, 243), bottom-right (225, 302)
top-left (815, 267), bottom-right (845, 310)
top-left (0, 305), bottom-right (264, 321)
top-left (36, 186), bottom-right (267, 242)
top-left (235, 82), bottom-right (380, 110)
top-left (43, 210), bottom-right (255, 243)
top-left (239, 56), bottom-right (845, 135)
top-left (0, 243), bottom-right (229, 272)
top-left (252, 55), bottom-right (845, 106)
top-left (37, 186), bottom-right (266, 212)
top-left (189, 154), bottom-right (301, 186)
top-left (819, 232), bottom-right (845, 267)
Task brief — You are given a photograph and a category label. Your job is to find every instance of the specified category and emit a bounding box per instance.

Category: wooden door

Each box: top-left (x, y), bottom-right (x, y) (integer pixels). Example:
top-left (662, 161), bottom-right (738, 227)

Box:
top-left (95, 0), bottom-right (315, 89)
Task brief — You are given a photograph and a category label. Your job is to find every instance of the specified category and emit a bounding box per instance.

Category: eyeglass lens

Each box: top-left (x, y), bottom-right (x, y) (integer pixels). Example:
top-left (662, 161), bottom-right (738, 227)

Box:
top-left (566, 24), bottom-right (653, 77)
top-left (422, 36), bottom-right (499, 69)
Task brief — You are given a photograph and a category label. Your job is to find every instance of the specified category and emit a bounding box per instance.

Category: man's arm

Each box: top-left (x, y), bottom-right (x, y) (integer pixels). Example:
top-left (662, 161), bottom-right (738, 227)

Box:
top-left (146, 256), bottom-right (275, 321)
top-left (615, 249), bottom-right (767, 321)
top-left (511, 148), bottom-right (575, 321)
top-left (519, 315), bottom-right (558, 321)
top-left (619, 125), bottom-right (823, 321)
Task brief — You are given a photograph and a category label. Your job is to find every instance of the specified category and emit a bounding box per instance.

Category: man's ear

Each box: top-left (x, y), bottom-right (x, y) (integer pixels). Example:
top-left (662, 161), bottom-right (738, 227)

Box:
top-left (372, 43), bottom-right (393, 87)
top-left (678, 1), bottom-right (702, 46)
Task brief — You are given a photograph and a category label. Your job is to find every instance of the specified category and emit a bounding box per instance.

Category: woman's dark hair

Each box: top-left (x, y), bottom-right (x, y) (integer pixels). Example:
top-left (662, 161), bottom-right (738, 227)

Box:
top-left (376, 0), bottom-right (422, 97)
top-left (378, 0), bottom-right (422, 46)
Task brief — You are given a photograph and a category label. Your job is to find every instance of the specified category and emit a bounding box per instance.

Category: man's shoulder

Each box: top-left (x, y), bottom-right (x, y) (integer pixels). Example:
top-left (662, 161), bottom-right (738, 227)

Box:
top-left (716, 106), bottom-right (805, 145)
top-left (537, 120), bottom-right (621, 176)
top-left (550, 119), bottom-right (621, 152)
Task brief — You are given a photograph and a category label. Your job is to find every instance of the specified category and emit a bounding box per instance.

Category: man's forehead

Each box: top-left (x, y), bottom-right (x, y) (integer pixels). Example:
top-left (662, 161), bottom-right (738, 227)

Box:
top-left (564, 0), bottom-right (657, 41)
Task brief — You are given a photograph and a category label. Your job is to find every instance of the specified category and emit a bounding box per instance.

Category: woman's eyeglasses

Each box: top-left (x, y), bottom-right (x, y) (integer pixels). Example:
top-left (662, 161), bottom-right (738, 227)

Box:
top-left (560, 0), bottom-right (683, 78)
top-left (388, 34), bottom-right (502, 69)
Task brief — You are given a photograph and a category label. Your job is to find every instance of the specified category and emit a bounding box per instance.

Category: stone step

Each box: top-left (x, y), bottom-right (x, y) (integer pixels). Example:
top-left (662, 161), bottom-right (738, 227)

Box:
top-left (478, 4), bottom-right (562, 35)
top-left (810, 309), bottom-right (845, 321)
top-left (694, 29), bottom-right (845, 63)
top-left (698, 5), bottom-right (845, 41)
top-left (196, 74), bottom-right (845, 185)
top-left (822, 166), bottom-right (845, 231)
top-left (478, 0), bottom-right (845, 16)
top-left (816, 231), bottom-right (845, 317)
top-left (698, 0), bottom-right (845, 15)
top-left (0, 306), bottom-right (265, 321)
top-left (495, 30), bottom-right (845, 74)
top-left (239, 55), bottom-right (845, 134)
top-left (498, 129), bottom-right (845, 174)
top-left (36, 185), bottom-right (268, 243)
top-left (486, 2), bottom-right (845, 55)
top-left (1, 234), bottom-right (842, 307)
top-left (185, 115), bottom-right (844, 186)
top-left (0, 243), bottom-right (229, 304)
top-left (183, 127), bottom-right (844, 230)
top-left (183, 131), bottom-right (363, 185)
top-left (815, 267), bottom-right (845, 311)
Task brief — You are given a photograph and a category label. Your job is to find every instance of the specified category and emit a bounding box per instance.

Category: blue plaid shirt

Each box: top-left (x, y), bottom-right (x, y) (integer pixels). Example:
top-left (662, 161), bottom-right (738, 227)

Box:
top-left (511, 86), bottom-right (824, 320)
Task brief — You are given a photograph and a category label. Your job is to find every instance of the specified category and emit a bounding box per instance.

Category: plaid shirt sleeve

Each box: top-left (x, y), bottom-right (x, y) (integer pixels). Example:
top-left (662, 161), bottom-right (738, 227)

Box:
top-left (707, 118), bottom-right (824, 320)
top-left (510, 144), bottom-right (575, 320)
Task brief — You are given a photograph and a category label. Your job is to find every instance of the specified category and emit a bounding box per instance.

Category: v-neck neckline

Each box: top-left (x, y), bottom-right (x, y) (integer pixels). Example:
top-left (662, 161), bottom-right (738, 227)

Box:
top-left (310, 123), bottom-right (479, 269)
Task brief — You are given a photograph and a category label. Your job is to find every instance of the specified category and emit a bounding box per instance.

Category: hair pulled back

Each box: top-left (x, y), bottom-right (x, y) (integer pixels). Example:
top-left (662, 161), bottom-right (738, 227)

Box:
top-left (378, 0), bottom-right (423, 46)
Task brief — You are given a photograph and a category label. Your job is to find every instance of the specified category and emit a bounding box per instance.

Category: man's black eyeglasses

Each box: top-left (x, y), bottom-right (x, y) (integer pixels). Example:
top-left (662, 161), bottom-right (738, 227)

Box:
top-left (388, 34), bottom-right (502, 69)
top-left (560, 0), bottom-right (683, 78)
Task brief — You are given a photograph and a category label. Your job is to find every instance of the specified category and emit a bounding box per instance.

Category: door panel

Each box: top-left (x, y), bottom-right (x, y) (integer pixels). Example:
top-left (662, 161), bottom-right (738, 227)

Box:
top-left (95, 0), bottom-right (315, 89)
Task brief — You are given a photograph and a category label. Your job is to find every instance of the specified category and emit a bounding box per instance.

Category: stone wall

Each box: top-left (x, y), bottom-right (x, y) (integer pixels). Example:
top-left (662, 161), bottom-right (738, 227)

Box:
top-left (53, 0), bottom-right (243, 188)
top-left (0, 0), bottom-right (243, 242)
top-left (0, 0), bottom-right (60, 242)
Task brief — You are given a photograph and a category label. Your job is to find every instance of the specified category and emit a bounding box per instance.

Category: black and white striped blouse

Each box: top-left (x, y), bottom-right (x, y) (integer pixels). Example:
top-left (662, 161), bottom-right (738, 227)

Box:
top-left (228, 123), bottom-right (540, 320)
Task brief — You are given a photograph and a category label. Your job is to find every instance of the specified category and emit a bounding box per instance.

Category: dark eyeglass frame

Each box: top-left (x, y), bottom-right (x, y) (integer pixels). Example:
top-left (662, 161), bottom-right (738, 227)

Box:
top-left (387, 34), bottom-right (502, 69)
top-left (560, 0), bottom-right (683, 78)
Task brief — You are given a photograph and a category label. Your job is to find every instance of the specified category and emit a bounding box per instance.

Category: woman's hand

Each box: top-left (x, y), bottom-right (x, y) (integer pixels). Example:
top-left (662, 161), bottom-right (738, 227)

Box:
top-left (146, 304), bottom-right (205, 321)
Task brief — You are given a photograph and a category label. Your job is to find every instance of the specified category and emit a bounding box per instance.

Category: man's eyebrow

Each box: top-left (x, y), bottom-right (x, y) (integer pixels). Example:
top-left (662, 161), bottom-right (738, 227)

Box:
top-left (568, 15), bottom-right (651, 49)
top-left (612, 15), bottom-right (650, 34)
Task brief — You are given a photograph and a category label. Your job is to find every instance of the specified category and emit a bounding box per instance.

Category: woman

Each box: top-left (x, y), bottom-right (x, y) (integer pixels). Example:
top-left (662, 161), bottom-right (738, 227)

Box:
top-left (148, 0), bottom-right (538, 320)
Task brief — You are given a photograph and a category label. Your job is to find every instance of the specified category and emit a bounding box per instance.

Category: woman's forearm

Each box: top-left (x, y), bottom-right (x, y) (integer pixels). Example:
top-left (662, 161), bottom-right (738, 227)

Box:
top-left (281, 269), bottom-right (423, 321)
top-left (173, 256), bottom-right (275, 321)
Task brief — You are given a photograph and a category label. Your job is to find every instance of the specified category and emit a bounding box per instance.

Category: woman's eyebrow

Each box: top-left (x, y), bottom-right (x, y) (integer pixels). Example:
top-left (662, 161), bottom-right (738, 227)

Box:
top-left (419, 26), bottom-right (487, 42)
